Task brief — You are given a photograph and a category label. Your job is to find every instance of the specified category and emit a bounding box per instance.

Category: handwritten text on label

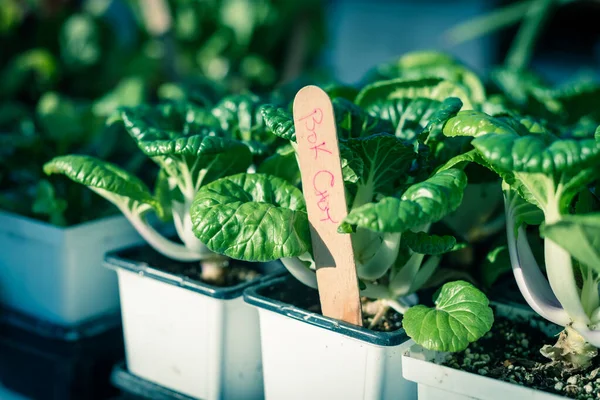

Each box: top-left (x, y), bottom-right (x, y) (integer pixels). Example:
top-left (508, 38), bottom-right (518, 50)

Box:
top-left (298, 108), bottom-right (338, 224)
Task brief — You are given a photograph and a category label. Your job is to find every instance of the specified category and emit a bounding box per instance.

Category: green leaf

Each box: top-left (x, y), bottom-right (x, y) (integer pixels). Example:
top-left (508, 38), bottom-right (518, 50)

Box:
top-left (260, 104), bottom-right (295, 141)
top-left (257, 144), bottom-right (301, 185)
top-left (339, 169), bottom-right (467, 233)
top-left (120, 103), bottom-right (253, 187)
top-left (43, 155), bottom-right (160, 213)
top-left (367, 51), bottom-right (486, 104)
top-left (542, 214), bottom-right (600, 274)
top-left (442, 111), bottom-right (517, 137)
top-left (191, 173), bottom-right (310, 262)
top-left (347, 133), bottom-right (416, 195)
top-left (366, 97), bottom-right (461, 141)
top-left (402, 231), bottom-right (457, 255)
top-left (332, 98), bottom-right (393, 139)
top-left (211, 94), bottom-right (274, 145)
top-left (339, 143), bottom-right (364, 184)
top-left (356, 78), bottom-right (474, 111)
top-left (473, 133), bottom-right (600, 175)
top-left (403, 280), bottom-right (494, 352)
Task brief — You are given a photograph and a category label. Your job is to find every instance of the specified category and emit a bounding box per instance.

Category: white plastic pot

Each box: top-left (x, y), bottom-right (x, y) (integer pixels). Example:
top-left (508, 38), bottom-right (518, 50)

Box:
top-left (402, 303), bottom-right (565, 400)
top-left (0, 211), bottom-right (142, 332)
top-left (105, 247), bottom-right (283, 400)
top-left (243, 275), bottom-right (417, 400)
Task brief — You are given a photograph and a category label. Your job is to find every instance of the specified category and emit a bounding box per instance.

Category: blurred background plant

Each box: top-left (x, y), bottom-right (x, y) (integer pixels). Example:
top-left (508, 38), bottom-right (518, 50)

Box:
top-left (0, 0), bottom-right (325, 226)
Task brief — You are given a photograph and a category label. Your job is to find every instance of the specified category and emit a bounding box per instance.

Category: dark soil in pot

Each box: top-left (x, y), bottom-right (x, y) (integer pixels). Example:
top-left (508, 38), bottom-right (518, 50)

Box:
top-left (115, 245), bottom-right (262, 287)
top-left (442, 313), bottom-right (600, 399)
top-left (257, 277), bottom-right (406, 332)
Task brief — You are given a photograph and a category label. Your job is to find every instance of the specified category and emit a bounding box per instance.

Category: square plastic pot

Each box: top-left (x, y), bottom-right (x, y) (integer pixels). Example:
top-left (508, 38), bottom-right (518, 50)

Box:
top-left (243, 275), bottom-right (416, 400)
top-left (104, 245), bottom-right (284, 400)
top-left (402, 303), bottom-right (565, 400)
top-left (0, 211), bottom-right (143, 330)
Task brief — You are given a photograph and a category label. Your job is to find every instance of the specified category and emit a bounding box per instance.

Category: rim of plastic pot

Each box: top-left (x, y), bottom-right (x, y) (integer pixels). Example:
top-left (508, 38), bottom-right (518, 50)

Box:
top-left (104, 244), bottom-right (285, 301)
top-left (111, 361), bottom-right (195, 400)
top-left (243, 275), bottom-right (409, 347)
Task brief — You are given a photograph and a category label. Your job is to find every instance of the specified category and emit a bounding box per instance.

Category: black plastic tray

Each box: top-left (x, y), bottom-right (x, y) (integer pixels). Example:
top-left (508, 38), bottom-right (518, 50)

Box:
top-left (110, 362), bottom-right (198, 400)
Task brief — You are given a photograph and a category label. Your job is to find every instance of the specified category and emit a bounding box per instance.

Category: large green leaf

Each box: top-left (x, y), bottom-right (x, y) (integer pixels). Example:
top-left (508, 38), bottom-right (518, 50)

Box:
top-left (346, 133), bottom-right (415, 195)
top-left (365, 97), bottom-right (461, 141)
top-left (367, 51), bottom-right (486, 104)
top-left (472, 133), bottom-right (600, 175)
top-left (339, 169), bottom-right (467, 233)
top-left (43, 155), bottom-right (160, 212)
top-left (191, 173), bottom-right (310, 262)
top-left (403, 280), bottom-right (494, 352)
top-left (542, 214), bottom-right (600, 274)
top-left (356, 78), bottom-right (474, 111)
top-left (332, 98), bottom-right (393, 139)
top-left (120, 103), bottom-right (253, 186)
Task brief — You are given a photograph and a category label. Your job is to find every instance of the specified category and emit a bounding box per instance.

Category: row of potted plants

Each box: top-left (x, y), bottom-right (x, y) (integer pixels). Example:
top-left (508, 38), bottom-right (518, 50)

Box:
top-left (0, 0), bottom-right (324, 334)
top-left (34, 46), bottom-right (600, 400)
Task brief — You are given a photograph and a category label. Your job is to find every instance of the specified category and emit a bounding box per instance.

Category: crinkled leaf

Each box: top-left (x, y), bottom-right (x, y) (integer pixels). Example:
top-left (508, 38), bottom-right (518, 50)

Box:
top-left (346, 133), bottom-right (415, 195)
top-left (473, 133), bottom-right (600, 175)
top-left (191, 173), bottom-right (310, 262)
top-left (542, 214), bottom-right (600, 274)
top-left (120, 103), bottom-right (253, 185)
top-left (339, 169), bottom-right (467, 233)
top-left (339, 143), bottom-right (364, 184)
top-left (43, 155), bottom-right (160, 213)
top-left (120, 102), bottom-right (220, 144)
top-left (403, 231), bottom-right (457, 255)
top-left (442, 111), bottom-right (517, 138)
top-left (356, 77), bottom-right (474, 110)
top-left (332, 98), bottom-right (393, 139)
top-left (211, 93), bottom-right (274, 146)
top-left (260, 104), bottom-right (295, 141)
top-left (403, 280), bottom-right (494, 352)
top-left (365, 51), bottom-right (485, 104)
top-left (366, 97), bottom-right (461, 142)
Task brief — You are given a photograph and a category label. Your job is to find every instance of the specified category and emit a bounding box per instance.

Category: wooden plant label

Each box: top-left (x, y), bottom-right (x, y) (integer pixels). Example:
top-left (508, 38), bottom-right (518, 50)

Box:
top-left (293, 85), bottom-right (363, 326)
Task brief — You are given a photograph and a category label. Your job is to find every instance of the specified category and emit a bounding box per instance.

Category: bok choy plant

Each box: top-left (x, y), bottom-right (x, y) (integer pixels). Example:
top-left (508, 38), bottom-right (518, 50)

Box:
top-left (44, 95), bottom-right (276, 281)
top-left (191, 71), bottom-right (495, 352)
top-left (439, 100), bottom-right (600, 368)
